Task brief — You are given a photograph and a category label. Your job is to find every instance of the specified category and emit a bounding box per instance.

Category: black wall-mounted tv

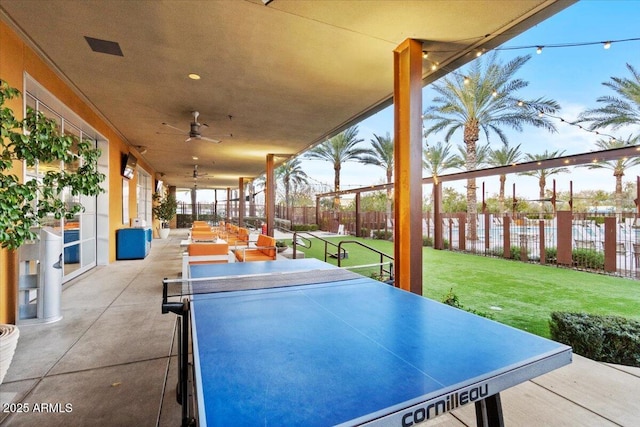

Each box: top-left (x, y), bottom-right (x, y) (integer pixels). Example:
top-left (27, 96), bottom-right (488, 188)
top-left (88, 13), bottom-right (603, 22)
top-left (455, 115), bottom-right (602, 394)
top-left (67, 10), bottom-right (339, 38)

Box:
top-left (121, 153), bottom-right (137, 179)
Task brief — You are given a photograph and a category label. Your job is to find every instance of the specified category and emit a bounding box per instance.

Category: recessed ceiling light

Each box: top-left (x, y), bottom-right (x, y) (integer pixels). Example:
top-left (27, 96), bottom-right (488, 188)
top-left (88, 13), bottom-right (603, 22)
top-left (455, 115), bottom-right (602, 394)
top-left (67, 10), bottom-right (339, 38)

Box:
top-left (188, 73), bottom-right (201, 80)
top-left (192, 156), bottom-right (199, 160)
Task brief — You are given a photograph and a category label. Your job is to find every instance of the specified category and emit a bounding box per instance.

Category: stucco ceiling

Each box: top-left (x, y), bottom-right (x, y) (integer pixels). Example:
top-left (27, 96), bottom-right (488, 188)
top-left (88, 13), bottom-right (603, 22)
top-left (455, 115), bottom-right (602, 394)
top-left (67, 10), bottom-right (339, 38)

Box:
top-left (0, 0), bottom-right (575, 190)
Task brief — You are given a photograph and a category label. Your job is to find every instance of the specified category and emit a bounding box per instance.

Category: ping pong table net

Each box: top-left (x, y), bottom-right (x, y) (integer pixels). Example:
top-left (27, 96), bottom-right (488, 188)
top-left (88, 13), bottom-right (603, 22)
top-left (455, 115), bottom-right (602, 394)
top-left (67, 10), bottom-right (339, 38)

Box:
top-left (162, 268), bottom-right (363, 304)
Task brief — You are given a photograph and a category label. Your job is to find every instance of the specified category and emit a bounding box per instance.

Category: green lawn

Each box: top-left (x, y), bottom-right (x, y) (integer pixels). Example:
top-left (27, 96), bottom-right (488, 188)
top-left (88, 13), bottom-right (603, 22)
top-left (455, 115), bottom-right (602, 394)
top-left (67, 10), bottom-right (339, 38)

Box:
top-left (289, 236), bottom-right (640, 338)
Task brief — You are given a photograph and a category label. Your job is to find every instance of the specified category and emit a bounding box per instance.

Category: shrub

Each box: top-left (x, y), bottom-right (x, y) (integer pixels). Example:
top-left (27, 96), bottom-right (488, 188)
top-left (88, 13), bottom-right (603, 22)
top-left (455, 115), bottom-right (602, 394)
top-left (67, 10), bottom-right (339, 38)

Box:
top-left (441, 288), bottom-right (461, 308)
top-left (441, 288), bottom-right (493, 319)
top-left (291, 224), bottom-right (318, 232)
top-left (369, 271), bottom-right (393, 284)
top-left (491, 246), bottom-right (527, 260)
top-left (509, 245), bottom-right (523, 260)
top-left (545, 247), bottom-right (557, 263)
top-left (423, 236), bottom-right (433, 247)
top-left (372, 230), bottom-right (393, 240)
top-left (572, 248), bottom-right (604, 269)
top-left (549, 312), bottom-right (640, 367)
top-left (586, 216), bottom-right (606, 225)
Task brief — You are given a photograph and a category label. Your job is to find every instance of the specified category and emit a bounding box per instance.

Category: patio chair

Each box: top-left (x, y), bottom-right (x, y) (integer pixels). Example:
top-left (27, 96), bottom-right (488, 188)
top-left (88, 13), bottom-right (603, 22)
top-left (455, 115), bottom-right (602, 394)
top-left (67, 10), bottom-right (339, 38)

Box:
top-left (182, 242), bottom-right (229, 278)
top-left (233, 234), bottom-right (276, 262)
top-left (226, 227), bottom-right (249, 248)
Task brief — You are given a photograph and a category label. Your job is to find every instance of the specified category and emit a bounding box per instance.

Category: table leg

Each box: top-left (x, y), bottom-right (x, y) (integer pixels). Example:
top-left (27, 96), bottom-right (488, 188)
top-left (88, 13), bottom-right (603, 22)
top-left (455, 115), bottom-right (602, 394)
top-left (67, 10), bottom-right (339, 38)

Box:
top-left (475, 393), bottom-right (504, 427)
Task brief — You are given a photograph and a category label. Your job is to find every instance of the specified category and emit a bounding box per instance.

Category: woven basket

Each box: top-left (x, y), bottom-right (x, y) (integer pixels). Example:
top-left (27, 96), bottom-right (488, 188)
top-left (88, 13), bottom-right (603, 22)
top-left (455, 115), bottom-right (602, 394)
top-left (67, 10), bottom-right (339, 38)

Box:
top-left (0, 324), bottom-right (20, 385)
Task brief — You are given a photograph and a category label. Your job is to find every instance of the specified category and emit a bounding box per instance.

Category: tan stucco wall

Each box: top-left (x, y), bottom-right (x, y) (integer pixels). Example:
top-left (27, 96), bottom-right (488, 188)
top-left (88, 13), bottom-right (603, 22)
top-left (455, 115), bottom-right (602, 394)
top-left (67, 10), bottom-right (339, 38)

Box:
top-left (0, 20), bottom-right (155, 323)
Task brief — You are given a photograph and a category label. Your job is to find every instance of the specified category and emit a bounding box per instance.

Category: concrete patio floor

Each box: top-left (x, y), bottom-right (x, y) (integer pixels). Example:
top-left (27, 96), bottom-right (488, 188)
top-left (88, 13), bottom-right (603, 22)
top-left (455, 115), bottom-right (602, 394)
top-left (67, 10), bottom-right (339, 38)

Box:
top-left (1, 229), bottom-right (638, 426)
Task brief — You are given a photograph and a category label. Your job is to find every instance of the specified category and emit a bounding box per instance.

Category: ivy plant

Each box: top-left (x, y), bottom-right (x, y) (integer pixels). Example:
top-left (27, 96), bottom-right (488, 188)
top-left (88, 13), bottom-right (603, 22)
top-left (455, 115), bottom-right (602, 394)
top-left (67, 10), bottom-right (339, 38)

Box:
top-left (0, 80), bottom-right (106, 250)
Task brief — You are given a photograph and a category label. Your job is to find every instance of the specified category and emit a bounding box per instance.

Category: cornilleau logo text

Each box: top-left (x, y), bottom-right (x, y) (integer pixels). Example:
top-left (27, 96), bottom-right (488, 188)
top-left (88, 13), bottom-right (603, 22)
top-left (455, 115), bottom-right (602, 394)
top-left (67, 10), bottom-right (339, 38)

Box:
top-left (401, 383), bottom-right (489, 426)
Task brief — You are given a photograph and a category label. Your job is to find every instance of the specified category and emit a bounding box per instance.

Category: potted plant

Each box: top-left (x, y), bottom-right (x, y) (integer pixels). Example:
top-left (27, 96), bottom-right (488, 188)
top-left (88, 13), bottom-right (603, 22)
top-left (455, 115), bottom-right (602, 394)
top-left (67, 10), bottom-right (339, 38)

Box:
top-left (1, 80), bottom-right (105, 250)
top-left (153, 193), bottom-right (177, 239)
top-left (1, 80), bottom-right (105, 378)
top-left (275, 240), bottom-right (288, 253)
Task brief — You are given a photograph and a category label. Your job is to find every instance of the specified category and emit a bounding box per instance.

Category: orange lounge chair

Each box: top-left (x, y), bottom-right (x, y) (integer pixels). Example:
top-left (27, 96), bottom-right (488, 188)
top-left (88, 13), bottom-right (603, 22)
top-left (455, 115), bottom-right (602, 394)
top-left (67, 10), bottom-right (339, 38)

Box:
top-left (234, 234), bottom-right (276, 262)
top-left (227, 227), bottom-right (249, 247)
top-left (182, 242), bottom-right (229, 278)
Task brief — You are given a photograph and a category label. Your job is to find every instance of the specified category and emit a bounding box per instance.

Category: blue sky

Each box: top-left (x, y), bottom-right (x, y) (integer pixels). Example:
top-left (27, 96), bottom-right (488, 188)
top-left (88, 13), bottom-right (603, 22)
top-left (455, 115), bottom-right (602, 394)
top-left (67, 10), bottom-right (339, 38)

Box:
top-left (301, 0), bottom-right (640, 199)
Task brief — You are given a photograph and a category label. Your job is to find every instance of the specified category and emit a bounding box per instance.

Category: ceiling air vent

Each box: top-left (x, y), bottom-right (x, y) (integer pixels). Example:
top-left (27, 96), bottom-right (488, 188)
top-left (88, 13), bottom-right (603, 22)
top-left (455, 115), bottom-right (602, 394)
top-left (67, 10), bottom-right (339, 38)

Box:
top-left (84, 36), bottom-right (123, 56)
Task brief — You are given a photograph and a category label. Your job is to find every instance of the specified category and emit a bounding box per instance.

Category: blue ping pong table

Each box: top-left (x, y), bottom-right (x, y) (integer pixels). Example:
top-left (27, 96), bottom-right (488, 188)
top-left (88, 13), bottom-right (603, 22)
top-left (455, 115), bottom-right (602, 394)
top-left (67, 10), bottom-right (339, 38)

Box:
top-left (162, 258), bottom-right (571, 427)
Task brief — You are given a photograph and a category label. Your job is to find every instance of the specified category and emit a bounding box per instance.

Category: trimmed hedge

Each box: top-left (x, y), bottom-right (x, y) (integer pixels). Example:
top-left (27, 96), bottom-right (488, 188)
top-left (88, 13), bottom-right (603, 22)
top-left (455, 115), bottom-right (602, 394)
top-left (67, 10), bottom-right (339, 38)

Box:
top-left (549, 312), bottom-right (640, 367)
top-left (372, 230), bottom-right (393, 240)
top-left (572, 249), bottom-right (605, 269)
top-left (291, 224), bottom-right (319, 232)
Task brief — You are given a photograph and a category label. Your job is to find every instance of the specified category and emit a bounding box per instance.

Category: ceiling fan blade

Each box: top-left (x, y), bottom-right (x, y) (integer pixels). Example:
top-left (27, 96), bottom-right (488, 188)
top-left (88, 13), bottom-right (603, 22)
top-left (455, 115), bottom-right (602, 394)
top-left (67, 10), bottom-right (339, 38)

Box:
top-left (156, 130), bottom-right (186, 136)
top-left (200, 136), bottom-right (222, 143)
top-left (162, 122), bottom-right (186, 133)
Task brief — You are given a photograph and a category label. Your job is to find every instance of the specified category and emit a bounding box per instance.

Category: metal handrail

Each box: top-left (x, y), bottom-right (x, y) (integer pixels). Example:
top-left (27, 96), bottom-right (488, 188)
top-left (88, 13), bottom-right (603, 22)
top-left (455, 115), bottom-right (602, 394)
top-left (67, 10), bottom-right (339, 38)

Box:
top-left (290, 230), bottom-right (346, 262)
top-left (285, 229), bottom-right (394, 285)
top-left (337, 240), bottom-right (394, 285)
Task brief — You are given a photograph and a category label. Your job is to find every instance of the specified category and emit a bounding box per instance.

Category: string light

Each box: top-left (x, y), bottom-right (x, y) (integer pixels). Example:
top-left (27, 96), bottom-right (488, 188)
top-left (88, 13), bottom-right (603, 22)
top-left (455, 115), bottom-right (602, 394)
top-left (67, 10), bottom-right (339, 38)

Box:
top-left (422, 35), bottom-right (639, 90)
top-left (463, 76), bottom-right (470, 85)
top-left (494, 36), bottom-right (639, 53)
top-left (492, 89), bottom-right (498, 97)
top-left (516, 101), bottom-right (622, 143)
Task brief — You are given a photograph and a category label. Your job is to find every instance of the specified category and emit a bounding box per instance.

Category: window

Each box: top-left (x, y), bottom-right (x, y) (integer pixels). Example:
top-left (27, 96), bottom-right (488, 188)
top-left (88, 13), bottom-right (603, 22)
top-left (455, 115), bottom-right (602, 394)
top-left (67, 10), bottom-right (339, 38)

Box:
top-left (25, 77), bottom-right (106, 281)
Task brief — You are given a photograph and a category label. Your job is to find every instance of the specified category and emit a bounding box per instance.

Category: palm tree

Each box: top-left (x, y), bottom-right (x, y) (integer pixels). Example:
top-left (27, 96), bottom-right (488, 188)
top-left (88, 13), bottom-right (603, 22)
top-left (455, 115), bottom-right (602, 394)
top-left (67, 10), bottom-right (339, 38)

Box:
top-left (580, 136), bottom-right (640, 215)
top-left (486, 143), bottom-right (523, 214)
top-left (359, 132), bottom-right (394, 226)
top-left (423, 141), bottom-right (458, 240)
top-left (578, 63), bottom-right (640, 130)
top-left (519, 150), bottom-right (569, 218)
top-left (275, 157), bottom-right (309, 221)
top-left (452, 142), bottom-right (491, 171)
top-left (423, 141), bottom-right (458, 184)
top-left (305, 126), bottom-right (368, 208)
top-left (422, 51), bottom-right (560, 239)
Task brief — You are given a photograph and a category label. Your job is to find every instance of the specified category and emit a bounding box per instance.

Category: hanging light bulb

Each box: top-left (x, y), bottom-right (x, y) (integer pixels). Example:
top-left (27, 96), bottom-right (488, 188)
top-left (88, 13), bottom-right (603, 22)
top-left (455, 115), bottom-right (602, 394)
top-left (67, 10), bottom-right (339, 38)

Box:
top-left (463, 76), bottom-right (470, 85)
top-left (517, 100), bottom-right (524, 107)
top-left (603, 41), bottom-right (611, 49)
top-left (431, 62), bottom-right (438, 71)
top-left (492, 89), bottom-right (498, 97)
top-left (536, 46), bottom-right (543, 54)
top-left (422, 51), bottom-right (429, 59)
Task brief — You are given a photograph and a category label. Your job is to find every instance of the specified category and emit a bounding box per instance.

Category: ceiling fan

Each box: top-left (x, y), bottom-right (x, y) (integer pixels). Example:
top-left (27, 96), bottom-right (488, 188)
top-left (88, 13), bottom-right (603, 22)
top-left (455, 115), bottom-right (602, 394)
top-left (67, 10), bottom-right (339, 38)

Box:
top-left (161, 111), bottom-right (225, 143)
top-left (188, 165), bottom-right (211, 179)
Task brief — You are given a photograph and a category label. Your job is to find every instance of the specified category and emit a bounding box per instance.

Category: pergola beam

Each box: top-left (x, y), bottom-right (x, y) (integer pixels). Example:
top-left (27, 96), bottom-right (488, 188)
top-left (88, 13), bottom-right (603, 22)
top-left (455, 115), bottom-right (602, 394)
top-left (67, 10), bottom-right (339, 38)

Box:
top-left (317, 145), bottom-right (640, 199)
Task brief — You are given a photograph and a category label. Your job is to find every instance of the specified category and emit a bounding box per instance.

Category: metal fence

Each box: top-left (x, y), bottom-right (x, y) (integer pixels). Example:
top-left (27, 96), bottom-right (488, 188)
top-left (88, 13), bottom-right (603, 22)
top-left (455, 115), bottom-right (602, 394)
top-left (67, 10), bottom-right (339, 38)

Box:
top-left (314, 209), bottom-right (640, 279)
top-left (433, 212), bottom-right (639, 279)
top-left (176, 202), bottom-right (639, 279)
